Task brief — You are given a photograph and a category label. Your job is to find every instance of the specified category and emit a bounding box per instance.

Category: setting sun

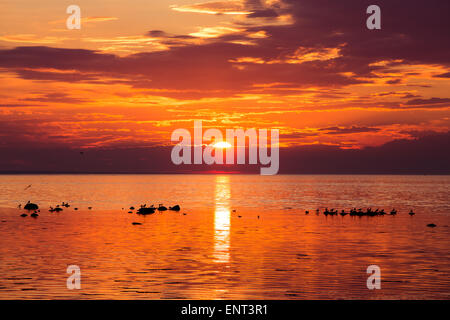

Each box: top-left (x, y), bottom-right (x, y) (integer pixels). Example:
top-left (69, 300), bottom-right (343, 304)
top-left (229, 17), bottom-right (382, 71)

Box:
top-left (213, 141), bottom-right (232, 149)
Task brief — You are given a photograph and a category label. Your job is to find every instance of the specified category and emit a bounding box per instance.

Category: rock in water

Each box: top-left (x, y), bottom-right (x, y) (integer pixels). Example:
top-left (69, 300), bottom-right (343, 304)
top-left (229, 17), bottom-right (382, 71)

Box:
top-left (158, 205), bottom-right (168, 211)
top-left (24, 202), bottom-right (39, 210)
top-left (137, 207), bottom-right (155, 215)
top-left (427, 223), bottom-right (437, 228)
top-left (169, 205), bottom-right (180, 211)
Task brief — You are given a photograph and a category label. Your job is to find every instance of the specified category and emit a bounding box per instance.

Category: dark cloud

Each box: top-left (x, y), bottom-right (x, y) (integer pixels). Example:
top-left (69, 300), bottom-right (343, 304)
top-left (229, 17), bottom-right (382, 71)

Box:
top-left (279, 0), bottom-right (450, 65)
top-left (0, 44), bottom-right (366, 93)
top-left (14, 68), bottom-right (101, 82)
top-left (0, 46), bottom-right (117, 71)
top-left (0, 103), bottom-right (39, 108)
top-left (406, 97), bottom-right (450, 106)
top-left (319, 126), bottom-right (380, 135)
top-left (401, 93), bottom-right (421, 99)
top-left (146, 30), bottom-right (167, 37)
top-left (399, 130), bottom-right (442, 139)
top-left (433, 72), bottom-right (450, 78)
top-left (280, 131), bottom-right (450, 174)
top-left (247, 9), bottom-right (279, 18)
top-left (385, 79), bottom-right (402, 85)
top-left (20, 93), bottom-right (90, 104)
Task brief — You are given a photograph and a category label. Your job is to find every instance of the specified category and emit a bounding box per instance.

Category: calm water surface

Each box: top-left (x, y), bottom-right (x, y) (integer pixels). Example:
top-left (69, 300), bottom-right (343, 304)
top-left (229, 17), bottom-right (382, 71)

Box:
top-left (0, 174), bottom-right (449, 299)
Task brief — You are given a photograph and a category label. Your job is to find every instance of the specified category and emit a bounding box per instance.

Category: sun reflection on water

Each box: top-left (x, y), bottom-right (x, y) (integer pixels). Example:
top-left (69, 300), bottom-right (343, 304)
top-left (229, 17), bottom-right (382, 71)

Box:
top-left (213, 175), bottom-right (231, 263)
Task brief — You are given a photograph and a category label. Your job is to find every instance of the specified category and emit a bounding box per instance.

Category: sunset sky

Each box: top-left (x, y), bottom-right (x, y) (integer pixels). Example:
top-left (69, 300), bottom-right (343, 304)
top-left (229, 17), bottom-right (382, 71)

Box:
top-left (0, 0), bottom-right (449, 172)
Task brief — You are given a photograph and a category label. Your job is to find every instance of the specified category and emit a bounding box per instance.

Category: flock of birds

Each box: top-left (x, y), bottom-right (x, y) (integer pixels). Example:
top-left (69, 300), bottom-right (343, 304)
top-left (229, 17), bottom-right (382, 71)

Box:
top-left (129, 204), bottom-right (181, 215)
top-left (16, 201), bottom-right (438, 228)
top-left (306, 207), bottom-right (415, 217)
top-left (17, 201), bottom-right (182, 218)
top-left (19, 201), bottom-right (80, 217)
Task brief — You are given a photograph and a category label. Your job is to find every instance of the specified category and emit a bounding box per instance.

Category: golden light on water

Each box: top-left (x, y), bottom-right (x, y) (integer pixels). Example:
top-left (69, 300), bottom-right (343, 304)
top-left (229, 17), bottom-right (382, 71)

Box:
top-left (213, 175), bottom-right (231, 263)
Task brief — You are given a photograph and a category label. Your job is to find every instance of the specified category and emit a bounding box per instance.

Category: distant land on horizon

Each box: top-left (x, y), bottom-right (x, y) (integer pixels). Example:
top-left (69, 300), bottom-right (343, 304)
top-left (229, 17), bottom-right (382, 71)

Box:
top-left (0, 132), bottom-right (449, 175)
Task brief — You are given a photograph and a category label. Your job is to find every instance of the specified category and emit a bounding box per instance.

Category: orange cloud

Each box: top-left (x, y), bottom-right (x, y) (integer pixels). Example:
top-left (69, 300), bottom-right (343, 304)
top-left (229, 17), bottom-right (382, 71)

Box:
top-left (171, 1), bottom-right (251, 15)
